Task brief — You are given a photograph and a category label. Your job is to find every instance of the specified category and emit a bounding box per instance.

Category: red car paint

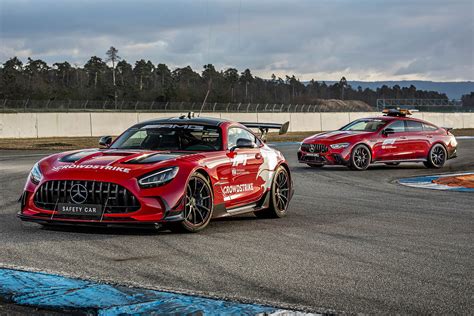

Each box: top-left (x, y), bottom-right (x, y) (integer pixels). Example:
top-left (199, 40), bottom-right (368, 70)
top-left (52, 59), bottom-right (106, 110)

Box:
top-left (297, 115), bottom-right (457, 168)
top-left (19, 117), bottom-right (292, 226)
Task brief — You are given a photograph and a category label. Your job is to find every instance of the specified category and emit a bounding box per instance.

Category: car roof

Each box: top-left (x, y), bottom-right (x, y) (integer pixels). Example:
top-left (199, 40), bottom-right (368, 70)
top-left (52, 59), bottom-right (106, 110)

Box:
top-left (132, 116), bottom-right (231, 129)
top-left (363, 116), bottom-right (427, 123)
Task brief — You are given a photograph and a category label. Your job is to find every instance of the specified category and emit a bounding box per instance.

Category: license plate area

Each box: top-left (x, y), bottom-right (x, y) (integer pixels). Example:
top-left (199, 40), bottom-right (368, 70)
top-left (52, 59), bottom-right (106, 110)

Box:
top-left (56, 204), bottom-right (102, 217)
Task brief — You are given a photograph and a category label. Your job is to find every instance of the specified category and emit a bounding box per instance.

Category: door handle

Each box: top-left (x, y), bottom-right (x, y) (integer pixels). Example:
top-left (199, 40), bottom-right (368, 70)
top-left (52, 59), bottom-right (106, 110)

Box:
top-left (426, 135), bottom-right (433, 138)
top-left (255, 153), bottom-right (263, 159)
top-left (399, 136), bottom-right (407, 140)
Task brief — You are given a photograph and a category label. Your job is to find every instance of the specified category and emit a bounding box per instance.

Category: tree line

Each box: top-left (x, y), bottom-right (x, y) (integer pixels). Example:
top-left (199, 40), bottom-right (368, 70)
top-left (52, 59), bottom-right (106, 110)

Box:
top-left (0, 47), bottom-right (451, 107)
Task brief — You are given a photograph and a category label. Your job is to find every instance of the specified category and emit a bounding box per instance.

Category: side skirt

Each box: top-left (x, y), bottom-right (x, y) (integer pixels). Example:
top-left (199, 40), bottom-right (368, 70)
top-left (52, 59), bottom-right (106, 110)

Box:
top-left (212, 191), bottom-right (271, 219)
top-left (372, 158), bottom-right (427, 164)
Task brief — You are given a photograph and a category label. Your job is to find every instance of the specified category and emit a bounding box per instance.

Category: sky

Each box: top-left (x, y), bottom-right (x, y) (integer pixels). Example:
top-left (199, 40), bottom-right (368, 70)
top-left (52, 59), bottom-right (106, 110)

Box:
top-left (0, 0), bottom-right (473, 81)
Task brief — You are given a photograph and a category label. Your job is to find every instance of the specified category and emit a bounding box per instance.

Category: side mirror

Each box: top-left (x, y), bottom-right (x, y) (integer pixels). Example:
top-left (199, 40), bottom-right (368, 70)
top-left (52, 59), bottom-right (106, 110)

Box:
top-left (382, 128), bottom-right (395, 136)
top-left (231, 138), bottom-right (256, 151)
top-left (99, 136), bottom-right (112, 147)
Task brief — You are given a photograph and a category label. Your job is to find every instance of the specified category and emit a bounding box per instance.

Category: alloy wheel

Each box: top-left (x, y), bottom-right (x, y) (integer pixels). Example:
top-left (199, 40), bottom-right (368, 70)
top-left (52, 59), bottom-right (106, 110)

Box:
top-left (183, 176), bottom-right (212, 227)
top-left (431, 145), bottom-right (446, 167)
top-left (274, 169), bottom-right (290, 212)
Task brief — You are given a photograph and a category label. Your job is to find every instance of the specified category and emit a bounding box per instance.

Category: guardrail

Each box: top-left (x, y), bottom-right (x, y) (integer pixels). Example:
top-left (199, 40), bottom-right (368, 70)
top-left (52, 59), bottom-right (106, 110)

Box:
top-left (1, 111), bottom-right (472, 138)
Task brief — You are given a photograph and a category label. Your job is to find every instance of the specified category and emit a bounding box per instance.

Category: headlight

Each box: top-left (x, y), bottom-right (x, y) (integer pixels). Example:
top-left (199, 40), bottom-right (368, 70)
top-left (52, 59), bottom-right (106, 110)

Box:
top-left (330, 143), bottom-right (350, 149)
top-left (30, 162), bottom-right (43, 184)
top-left (138, 167), bottom-right (179, 188)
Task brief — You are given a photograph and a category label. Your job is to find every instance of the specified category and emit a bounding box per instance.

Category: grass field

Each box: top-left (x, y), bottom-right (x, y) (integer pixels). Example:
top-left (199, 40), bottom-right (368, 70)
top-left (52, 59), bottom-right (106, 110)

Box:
top-left (0, 129), bottom-right (471, 150)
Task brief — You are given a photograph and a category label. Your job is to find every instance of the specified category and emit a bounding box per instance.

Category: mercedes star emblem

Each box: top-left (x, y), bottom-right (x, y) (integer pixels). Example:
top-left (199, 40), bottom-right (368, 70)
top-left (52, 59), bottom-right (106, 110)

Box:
top-left (70, 183), bottom-right (88, 204)
top-left (309, 144), bottom-right (315, 153)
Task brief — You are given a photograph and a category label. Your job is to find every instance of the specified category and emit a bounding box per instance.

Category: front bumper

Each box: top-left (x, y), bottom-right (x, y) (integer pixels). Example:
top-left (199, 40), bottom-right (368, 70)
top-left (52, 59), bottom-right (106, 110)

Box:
top-left (297, 149), bottom-right (351, 166)
top-left (18, 180), bottom-right (186, 225)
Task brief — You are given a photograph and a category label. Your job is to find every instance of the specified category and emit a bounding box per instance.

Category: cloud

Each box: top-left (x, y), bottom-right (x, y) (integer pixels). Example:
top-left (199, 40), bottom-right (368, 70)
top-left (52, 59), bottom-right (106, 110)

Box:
top-left (0, 0), bottom-right (472, 81)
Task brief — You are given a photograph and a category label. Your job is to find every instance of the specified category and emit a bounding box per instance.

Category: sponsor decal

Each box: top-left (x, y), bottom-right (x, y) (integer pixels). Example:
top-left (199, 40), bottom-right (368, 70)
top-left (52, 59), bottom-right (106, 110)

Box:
top-left (222, 183), bottom-right (254, 195)
top-left (382, 138), bottom-right (396, 145)
top-left (142, 124), bottom-right (204, 130)
top-left (52, 164), bottom-right (131, 173)
top-left (231, 154), bottom-right (248, 167)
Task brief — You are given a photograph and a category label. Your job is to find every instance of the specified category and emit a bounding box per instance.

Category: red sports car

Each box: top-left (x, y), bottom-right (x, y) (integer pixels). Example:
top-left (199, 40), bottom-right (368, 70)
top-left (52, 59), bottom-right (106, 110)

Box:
top-left (19, 116), bottom-right (293, 232)
top-left (298, 109), bottom-right (457, 170)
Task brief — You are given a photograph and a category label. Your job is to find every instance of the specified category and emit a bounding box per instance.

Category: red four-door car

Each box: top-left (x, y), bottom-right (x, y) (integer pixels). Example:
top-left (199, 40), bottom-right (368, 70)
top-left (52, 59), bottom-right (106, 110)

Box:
top-left (19, 116), bottom-right (293, 232)
top-left (298, 109), bottom-right (457, 170)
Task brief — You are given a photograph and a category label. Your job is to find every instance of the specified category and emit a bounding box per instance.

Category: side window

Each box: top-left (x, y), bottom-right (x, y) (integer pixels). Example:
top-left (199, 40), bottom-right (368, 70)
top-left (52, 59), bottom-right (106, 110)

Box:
top-left (406, 120), bottom-right (423, 132)
top-left (227, 127), bottom-right (257, 149)
top-left (423, 123), bottom-right (438, 131)
top-left (387, 120), bottom-right (405, 133)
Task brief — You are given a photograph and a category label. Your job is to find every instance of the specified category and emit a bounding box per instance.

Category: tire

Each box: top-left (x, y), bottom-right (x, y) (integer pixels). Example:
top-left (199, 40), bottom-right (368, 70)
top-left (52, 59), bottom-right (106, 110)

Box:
top-left (385, 162), bottom-right (400, 166)
top-left (255, 166), bottom-right (291, 219)
top-left (173, 173), bottom-right (213, 233)
top-left (349, 144), bottom-right (371, 170)
top-left (307, 164), bottom-right (324, 168)
top-left (424, 144), bottom-right (447, 169)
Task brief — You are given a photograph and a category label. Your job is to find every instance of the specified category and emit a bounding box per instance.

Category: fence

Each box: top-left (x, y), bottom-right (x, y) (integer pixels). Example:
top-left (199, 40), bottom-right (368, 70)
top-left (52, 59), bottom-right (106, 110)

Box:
top-left (0, 99), bottom-right (372, 113)
top-left (2, 99), bottom-right (471, 113)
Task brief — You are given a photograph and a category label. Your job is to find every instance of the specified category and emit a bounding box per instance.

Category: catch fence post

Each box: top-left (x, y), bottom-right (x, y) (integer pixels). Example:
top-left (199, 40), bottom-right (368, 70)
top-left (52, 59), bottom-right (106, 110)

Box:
top-left (24, 99), bottom-right (29, 112)
top-left (247, 103), bottom-right (253, 112)
top-left (213, 102), bottom-right (217, 112)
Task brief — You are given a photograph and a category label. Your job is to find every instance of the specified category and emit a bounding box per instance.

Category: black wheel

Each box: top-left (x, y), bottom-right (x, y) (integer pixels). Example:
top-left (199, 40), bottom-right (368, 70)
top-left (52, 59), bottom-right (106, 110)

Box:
top-left (255, 166), bottom-right (291, 218)
top-left (350, 144), bottom-right (371, 170)
top-left (424, 144), bottom-right (447, 169)
top-left (385, 162), bottom-right (400, 166)
top-left (174, 173), bottom-right (213, 233)
top-left (307, 164), bottom-right (324, 168)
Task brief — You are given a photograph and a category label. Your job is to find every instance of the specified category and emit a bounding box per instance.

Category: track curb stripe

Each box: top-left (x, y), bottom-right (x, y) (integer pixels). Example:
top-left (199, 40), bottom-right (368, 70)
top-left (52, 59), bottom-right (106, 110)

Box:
top-left (398, 172), bottom-right (474, 192)
top-left (0, 268), bottom-right (313, 315)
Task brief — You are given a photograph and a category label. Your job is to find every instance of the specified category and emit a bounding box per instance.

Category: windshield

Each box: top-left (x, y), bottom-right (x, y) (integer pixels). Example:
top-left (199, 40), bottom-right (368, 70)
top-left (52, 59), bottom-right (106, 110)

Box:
top-left (111, 124), bottom-right (222, 151)
top-left (340, 119), bottom-right (387, 132)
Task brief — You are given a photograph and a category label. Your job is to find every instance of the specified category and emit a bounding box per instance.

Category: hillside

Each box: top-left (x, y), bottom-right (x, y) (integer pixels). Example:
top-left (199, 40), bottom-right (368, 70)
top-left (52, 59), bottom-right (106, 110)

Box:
top-left (321, 81), bottom-right (473, 99)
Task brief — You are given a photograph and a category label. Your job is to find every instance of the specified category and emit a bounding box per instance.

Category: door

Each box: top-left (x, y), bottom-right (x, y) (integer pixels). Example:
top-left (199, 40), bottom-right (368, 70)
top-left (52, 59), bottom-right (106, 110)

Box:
top-left (223, 127), bottom-right (264, 208)
top-left (373, 120), bottom-right (409, 161)
top-left (405, 120), bottom-right (430, 159)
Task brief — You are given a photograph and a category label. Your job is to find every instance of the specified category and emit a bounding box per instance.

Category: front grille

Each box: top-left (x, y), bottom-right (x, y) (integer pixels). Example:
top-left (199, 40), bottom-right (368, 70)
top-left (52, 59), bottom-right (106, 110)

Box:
top-left (34, 180), bottom-right (140, 214)
top-left (301, 143), bottom-right (328, 153)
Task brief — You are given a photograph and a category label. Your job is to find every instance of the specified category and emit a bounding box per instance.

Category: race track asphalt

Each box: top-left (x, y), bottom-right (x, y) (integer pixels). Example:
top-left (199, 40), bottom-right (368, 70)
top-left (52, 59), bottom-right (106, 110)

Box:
top-left (0, 141), bottom-right (473, 314)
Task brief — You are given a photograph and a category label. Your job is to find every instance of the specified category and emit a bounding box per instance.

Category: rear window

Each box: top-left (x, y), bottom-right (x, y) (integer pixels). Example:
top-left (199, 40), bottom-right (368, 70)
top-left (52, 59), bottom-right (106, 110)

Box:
top-left (406, 120), bottom-right (423, 132)
top-left (423, 123), bottom-right (438, 131)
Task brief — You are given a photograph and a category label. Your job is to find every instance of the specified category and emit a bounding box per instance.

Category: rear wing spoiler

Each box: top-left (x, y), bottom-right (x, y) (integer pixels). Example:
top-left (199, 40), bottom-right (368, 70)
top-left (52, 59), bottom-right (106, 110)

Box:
top-left (442, 127), bottom-right (454, 133)
top-left (240, 121), bottom-right (290, 140)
